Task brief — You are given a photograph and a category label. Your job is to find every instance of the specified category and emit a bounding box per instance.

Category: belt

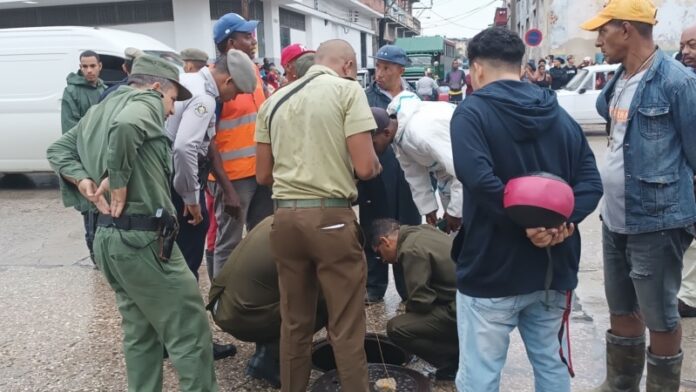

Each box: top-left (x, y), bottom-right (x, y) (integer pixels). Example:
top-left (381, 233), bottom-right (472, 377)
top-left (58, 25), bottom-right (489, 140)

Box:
top-left (97, 214), bottom-right (161, 231)
top-left (274, 198), bottom-right (351, 209)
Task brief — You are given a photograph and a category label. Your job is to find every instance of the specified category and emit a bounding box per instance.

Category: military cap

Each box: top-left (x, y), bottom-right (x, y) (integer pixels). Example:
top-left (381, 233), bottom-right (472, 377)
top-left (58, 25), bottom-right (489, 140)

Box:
top-left (124, 47), bottom-right (144, 60)
top-left (226, 49), bottom-right (257, 94)
top-left (180, 48), bottom-right (209, 63)
top-left (130, 54), bottom-right (192, 101)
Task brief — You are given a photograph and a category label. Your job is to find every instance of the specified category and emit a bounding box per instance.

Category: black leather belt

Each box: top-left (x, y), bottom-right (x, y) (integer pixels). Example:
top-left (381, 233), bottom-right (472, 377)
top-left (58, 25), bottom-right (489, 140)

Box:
top-left (97, 214), bottom-right (161, 231)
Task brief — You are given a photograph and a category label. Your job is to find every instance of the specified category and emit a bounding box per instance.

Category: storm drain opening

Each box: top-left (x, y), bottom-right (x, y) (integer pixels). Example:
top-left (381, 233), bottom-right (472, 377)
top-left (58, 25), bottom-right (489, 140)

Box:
top-left (310, 363), bottom-right (431, 392)
top-left (311, 333), bottom-right (412, 373)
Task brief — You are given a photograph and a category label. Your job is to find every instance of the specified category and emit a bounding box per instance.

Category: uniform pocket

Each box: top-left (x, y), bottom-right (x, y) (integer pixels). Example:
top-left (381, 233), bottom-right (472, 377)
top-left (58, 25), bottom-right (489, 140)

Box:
top-left (638, 173), bottom-right (679, 216)
top-left (637, 106), bottom-right (670, 140)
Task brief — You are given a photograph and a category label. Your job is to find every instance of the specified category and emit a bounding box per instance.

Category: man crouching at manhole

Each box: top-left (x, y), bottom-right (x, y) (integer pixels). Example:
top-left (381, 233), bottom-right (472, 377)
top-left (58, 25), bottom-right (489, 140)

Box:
top-left (207, 216), bottom-right (328, 388)
top-left (371, 218), bottom-right (459, 381)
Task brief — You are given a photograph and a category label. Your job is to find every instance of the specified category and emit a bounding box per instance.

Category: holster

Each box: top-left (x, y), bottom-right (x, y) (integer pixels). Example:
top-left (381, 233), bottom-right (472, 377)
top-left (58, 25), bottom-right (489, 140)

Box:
top-left (156, 208), bottom-right (179, 262)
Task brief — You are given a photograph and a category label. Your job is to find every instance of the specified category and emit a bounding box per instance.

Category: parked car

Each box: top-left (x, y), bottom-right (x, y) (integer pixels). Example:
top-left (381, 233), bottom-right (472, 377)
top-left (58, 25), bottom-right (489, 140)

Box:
top-left (0, 26), bottom-right (182, 173)
top-left (556, 63), bottom-right (620, 125)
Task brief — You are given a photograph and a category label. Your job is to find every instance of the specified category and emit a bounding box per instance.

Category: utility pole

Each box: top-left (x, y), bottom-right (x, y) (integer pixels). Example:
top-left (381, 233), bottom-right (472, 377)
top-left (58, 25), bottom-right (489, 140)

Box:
top-left (241, 0), bottom-right (250, 19)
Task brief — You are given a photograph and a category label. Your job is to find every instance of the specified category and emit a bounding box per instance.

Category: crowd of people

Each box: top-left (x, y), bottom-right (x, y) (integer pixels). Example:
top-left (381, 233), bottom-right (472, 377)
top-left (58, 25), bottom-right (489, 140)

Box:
top-left (45, 0), bottom-right (696, 391)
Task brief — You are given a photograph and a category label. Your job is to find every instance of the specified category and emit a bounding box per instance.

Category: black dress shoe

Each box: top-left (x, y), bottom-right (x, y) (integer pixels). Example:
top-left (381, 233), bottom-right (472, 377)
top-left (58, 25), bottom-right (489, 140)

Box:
top-left (213, 342), bottom-right (237, 360)
top-left (679, 299), bottom-right (696, 318)
top-left (432, 363), bottom-right (457, 381)
top-left (364, 295), bottom-right (384, 306)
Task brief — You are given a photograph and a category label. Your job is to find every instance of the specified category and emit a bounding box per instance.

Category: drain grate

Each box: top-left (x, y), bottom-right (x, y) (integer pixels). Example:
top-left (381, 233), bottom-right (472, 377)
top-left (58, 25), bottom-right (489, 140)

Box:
top-left (310, 363), bottom-right (431, 392)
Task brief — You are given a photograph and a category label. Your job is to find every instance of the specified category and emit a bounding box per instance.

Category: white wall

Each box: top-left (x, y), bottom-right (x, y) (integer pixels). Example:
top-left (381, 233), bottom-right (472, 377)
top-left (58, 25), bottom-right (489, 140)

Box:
top-left (107, 21), bottom-right (177, 49)
top-left (172, 0), bottom-right (215, 58)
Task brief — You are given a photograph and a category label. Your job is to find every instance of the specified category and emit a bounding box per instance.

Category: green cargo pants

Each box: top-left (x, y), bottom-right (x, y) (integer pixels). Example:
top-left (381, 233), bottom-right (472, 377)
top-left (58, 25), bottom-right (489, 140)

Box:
top-left (93, 227), bottom-right (217, 392)
top-left (386, 303), bottom-right (459, 369)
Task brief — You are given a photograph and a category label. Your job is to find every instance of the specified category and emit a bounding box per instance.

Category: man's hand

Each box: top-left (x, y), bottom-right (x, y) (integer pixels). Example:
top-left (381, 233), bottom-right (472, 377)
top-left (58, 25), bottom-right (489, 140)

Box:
top-left (78, 178), bottom-right (110, 215)
top-left (425, 210), bottom-right (438, 226)
top-left (526, 227), bottom-right (559, 248)
top-left (444, 213), bottom-right (462, 234)
top-left (549, 223), bottom-right (575, 247)
top-left (526, 223), bottom-right (575, 248)
top-left (109, 187), bottom-right (128, 218)
top-left (184, 204), bottom-right (204, 225)
top-left (221, 182), bottom-right (242, 219)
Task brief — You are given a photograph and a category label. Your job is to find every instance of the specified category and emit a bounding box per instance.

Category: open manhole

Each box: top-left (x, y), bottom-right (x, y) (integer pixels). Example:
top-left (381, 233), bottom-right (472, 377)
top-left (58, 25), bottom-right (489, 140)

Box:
top-left (310, 363), bottom-right (431, 392)
top-left (311, 333), bottom-right (412, 372)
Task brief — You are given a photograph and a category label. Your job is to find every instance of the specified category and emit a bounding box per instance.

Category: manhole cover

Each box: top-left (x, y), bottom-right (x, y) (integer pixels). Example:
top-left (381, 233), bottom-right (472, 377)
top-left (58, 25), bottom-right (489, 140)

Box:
top-left (312, 333), bottom-right (412, 372)
top-left (310, 363), bottom-right (431, 392)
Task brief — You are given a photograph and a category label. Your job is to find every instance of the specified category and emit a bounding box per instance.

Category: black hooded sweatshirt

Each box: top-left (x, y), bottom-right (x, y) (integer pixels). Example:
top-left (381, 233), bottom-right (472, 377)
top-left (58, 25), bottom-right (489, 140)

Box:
top-left (449, 80), bottom-right (603, 298)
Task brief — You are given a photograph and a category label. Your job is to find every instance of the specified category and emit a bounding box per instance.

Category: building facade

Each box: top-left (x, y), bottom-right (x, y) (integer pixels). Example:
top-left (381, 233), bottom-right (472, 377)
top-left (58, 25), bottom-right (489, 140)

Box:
top-left (0, 0), bottom-right (417, 69)
top-left (507, 0), bottom-right (696, 61)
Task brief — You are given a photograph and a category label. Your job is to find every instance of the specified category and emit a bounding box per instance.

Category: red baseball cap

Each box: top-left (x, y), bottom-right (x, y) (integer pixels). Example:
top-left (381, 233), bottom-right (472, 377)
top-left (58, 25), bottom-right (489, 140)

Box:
top-left (281, 43), bottom-right (315, 68)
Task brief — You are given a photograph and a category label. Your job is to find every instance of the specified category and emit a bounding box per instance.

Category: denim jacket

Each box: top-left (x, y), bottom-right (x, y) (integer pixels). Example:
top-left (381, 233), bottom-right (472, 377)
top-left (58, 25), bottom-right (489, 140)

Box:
top-left (597, 50), bottom-right (696, 234)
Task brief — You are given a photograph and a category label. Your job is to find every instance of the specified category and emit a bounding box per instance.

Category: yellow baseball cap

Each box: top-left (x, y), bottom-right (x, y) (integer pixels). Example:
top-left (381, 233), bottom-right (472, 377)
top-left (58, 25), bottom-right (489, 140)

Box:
top-left (580, 0), bottom-right (657, 31)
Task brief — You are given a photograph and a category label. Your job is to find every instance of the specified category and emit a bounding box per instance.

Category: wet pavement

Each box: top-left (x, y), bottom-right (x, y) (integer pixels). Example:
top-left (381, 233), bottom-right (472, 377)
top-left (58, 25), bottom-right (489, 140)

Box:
top-left (2, 136), bottom-right (696, 391)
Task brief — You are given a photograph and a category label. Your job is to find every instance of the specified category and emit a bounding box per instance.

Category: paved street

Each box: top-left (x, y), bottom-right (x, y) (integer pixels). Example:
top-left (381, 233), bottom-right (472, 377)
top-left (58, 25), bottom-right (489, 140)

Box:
top-left (1, 134), bottom-right (696, 391)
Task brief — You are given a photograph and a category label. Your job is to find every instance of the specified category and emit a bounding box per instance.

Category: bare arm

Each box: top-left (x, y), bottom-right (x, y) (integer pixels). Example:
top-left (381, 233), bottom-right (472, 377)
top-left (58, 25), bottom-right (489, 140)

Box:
top-left (256, 142), bottom-right (274, 186)
top-left (347, 132), bottom-right (381, 180)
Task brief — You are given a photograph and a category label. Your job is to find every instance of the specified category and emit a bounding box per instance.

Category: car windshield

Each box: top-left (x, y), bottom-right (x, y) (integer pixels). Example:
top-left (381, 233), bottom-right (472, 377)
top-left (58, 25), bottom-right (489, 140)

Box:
top-left (564, 69), bottom-right (589, 91)
top-left (409, 56), bottom-right (431, 66)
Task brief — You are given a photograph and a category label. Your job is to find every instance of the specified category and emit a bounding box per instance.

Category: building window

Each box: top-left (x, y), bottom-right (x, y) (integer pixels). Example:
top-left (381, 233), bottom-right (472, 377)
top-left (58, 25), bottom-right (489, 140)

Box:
top-left (279, 8), bottom-right (305, 31)
top-left (0, 0), bottom-right (173, 29)
top-left (209, 0), bottom-right (242, 18)
top-left (360, 32), bottom-right (367, 68)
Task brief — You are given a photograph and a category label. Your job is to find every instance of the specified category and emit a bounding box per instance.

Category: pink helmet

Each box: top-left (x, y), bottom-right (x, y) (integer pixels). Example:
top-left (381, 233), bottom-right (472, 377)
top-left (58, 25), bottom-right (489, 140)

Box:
top-left (503, 172), bottom-right (574, 228)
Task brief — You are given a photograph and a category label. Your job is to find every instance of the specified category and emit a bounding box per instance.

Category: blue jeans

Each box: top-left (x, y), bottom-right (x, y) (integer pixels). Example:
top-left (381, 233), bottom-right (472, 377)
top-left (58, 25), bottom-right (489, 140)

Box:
top-left (455, 290), bottom-right (570, 392)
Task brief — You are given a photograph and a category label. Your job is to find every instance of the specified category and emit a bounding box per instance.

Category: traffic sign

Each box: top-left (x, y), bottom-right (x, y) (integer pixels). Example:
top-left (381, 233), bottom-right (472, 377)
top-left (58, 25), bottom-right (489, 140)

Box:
top-left (525, 29), bottom-right (543, 47)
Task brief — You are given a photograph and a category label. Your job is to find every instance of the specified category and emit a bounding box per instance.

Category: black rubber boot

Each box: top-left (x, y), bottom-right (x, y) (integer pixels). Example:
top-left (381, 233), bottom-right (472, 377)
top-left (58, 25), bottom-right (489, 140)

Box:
top-left (246, 342), bottom-right (281, 388)
top-left (646, 349), bottom-right (682, 392)
top-left (586, 331), bottom-right (645, 392)
top-left (213, 342), bottom-right (236, 360)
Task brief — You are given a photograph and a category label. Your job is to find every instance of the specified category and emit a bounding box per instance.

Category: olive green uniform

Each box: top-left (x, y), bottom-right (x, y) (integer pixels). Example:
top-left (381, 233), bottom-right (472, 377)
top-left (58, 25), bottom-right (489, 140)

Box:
top-left (209, 216), bottom-right (327, 343)
top-left (61, 71), bottom-right (106, 133)
top-left (47, 86), bottom-right (217, 392)
top-left (386, 225), bottom-right (459, 369)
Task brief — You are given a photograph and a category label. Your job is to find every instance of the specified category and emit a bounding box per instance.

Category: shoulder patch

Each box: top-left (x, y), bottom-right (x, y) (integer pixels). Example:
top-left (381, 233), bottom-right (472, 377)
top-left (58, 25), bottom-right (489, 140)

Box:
top-left (193, 103), bottom-right (208, 117)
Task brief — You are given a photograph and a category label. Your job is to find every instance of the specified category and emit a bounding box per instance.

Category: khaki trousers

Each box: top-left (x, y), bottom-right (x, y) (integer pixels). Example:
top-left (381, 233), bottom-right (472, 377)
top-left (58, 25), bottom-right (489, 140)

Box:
top-left (271, 206), bottom-right (369, 392)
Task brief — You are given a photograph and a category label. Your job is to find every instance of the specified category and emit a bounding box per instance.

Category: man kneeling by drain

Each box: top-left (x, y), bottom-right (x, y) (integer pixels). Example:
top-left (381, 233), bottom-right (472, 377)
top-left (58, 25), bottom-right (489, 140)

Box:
top-left (206, 216), bottom-right (328, 388)
top-left (372, 218), bottom-right (459, 380)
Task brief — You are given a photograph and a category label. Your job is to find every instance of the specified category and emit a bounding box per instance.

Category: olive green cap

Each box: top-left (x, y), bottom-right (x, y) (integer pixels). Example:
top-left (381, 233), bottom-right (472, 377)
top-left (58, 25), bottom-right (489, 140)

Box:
top-left (130, 54), bottom-right (192, 101)
top-left (180, 48), bottom-right (209, 62)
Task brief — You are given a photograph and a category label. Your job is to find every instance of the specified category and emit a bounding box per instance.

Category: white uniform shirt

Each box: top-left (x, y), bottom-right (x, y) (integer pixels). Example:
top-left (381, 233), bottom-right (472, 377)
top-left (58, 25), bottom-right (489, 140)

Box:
top-left (165, 67), bottom-right (219, 204)
top-left (389, 94), bottom-right (462, 218)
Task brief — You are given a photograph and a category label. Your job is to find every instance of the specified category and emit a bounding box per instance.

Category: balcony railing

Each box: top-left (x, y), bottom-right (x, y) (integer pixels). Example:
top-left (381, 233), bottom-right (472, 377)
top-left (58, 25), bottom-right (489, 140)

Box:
top-left (386, 3), bottom-right (420, 34)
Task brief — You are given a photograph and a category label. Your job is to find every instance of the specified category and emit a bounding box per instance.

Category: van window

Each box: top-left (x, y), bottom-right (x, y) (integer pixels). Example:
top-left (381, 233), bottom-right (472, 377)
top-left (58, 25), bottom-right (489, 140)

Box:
top-left (99, 54), bottom-right (127, 86)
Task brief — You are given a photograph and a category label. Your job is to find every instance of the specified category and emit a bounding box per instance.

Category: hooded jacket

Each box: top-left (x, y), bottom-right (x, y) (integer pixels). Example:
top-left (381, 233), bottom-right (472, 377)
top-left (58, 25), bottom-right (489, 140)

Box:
top-left (387, 91), bottom-right (462, 218)
top-left (60, 71), bottom-right (106, 133)
top-left (450, 80), bottom-right (602, 298)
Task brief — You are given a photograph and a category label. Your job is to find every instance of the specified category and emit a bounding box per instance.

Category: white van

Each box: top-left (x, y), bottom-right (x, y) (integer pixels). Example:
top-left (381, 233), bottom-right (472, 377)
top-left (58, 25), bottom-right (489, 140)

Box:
top-left (556, 63), bottom-right (620, 125)
top-left (0, 26), bottom-right (182, 173)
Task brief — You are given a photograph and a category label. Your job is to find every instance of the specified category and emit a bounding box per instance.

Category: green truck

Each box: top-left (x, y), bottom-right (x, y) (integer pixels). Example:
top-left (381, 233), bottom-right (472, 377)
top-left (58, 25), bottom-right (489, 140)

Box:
top-left (394, 36), bottom-right (457, 84)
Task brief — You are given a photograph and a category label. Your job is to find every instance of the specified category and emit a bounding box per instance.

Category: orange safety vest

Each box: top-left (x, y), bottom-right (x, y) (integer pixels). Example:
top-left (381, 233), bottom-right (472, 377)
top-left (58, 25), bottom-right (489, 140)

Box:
top-left (212, 70), bottom-right (266, 181)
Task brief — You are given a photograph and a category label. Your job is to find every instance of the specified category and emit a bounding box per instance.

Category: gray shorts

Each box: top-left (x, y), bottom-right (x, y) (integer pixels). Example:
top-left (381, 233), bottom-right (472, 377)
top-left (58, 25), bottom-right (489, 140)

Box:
top-left (602, 224), bottom-right (692, 331)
